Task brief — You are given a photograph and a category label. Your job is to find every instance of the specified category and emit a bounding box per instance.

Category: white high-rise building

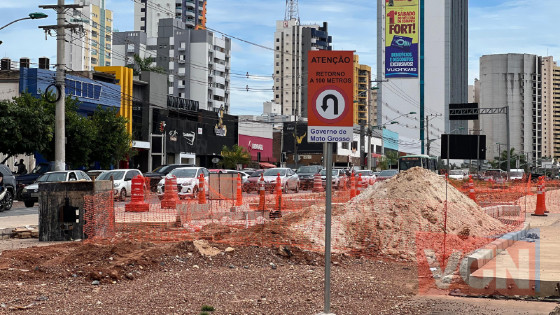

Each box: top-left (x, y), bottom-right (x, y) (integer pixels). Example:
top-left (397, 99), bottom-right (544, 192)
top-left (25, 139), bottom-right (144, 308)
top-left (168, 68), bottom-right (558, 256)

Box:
top-left (134, 0), bottom-right (207, 38)
top-left (66, 0), bottom-right (113, 71)
top-left (273, 19), bottom-right (332, 118)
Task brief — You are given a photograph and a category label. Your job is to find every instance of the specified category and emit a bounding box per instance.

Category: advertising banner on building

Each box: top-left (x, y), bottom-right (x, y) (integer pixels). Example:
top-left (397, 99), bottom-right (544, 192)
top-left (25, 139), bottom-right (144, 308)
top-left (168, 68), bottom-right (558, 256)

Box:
top-left (238, 135), bottom-right (274, 162)
top-left (385, 0), bottom-right (419, 78)
top-left (307, 50), bottom-right (354, 143)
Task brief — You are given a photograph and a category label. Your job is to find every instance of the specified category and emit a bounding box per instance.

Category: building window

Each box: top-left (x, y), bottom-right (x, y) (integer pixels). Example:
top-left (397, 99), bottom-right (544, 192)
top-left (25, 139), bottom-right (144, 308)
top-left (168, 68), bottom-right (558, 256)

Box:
top-left (141, 8), bottom-right (145, 12)
top-left (342, 142), bottom-right (349, 150)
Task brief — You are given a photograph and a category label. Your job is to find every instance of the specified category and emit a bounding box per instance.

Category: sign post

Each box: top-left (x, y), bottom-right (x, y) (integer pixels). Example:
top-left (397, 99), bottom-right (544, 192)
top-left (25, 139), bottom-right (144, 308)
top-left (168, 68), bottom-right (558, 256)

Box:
top-left (308, 50), bottom-right (354, 315)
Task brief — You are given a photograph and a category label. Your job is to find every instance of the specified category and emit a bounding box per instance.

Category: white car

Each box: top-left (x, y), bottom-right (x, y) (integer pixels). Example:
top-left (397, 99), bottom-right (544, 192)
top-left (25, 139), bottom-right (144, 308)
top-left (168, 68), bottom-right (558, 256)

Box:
top-left (449, 169), bottom-right (468, 181)
top-left (97, 169), bottom-right (143, 201)
top-left (157, 167), bottom-right (209, 198)
top-left (262, 168), bottom-right (300, 193)
top-left (21, 170), bottom-right (91, 207)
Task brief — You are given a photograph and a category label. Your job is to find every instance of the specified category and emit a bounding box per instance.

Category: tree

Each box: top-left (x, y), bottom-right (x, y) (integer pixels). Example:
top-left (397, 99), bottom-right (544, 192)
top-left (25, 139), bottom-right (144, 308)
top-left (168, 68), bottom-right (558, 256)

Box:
top-left (378, 151), bottom-right (399, 170)
top-left (41, 97), bottom-right (95, 169)
top-left (491, 148), bottom-right (526, 171)
top-left (219, 145), bottom-right (251, 169)
top-left (89, 106), bottom-right (134, 169)
top-left (126, 54), bottom-right (165, 75)
top-left (0, 93), bottom-right (54, 164)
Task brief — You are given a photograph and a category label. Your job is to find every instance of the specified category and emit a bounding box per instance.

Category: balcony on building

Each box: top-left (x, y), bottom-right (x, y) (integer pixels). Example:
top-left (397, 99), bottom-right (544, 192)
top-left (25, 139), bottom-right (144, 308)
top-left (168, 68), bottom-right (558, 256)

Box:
top-left (177, 68), bottom-right (186, 76)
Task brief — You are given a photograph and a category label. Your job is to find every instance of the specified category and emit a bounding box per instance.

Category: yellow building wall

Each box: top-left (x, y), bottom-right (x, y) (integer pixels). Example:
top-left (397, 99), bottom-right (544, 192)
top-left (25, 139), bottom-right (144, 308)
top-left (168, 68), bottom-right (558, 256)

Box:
top-left (352, 55), bottom-right (371, 125)
top-left (94, 66), bottom-right (134, 135)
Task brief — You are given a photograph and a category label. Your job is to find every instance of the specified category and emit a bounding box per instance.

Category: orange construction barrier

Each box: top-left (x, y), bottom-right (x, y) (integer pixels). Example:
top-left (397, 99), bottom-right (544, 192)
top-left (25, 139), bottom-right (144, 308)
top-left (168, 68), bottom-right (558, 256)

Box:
top-left (125, 175), bottom-right (149, 212)
top-left (543, 176), bottom-right (549, 213)
top-left (340, 173), bottom-right (348, 191)
top-left (356, 174), bottom-right (363, 196)
top-left (312, 172), bottom-right (324, 192)
top-left (258, 173), bottom-right (266, 211)
top-left (468, 175), bottom-right (476, 202)
top-left (161, 175), bottom-right (178, 209)
top-left (235, 173), bottom-right (243, 206)
top-left (271, 173), bottom-right (283, 219)
top-left (532, 176), bottom-right (547, 216)
top-left (350, 170), bottom-right (356, 198)
top-left (198, 174), bottom-right (207, 204)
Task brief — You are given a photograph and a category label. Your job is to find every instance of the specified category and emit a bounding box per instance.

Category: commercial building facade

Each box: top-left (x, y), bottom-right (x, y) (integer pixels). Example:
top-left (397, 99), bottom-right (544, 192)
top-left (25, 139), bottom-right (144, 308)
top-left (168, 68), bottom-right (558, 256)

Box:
top-left (134, 0), bottom-right (207, 38)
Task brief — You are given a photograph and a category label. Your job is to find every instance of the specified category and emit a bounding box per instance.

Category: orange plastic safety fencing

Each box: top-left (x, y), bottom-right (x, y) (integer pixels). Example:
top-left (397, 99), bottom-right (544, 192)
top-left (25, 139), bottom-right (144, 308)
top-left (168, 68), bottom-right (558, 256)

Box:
top-left (83, 184), bottom-right (526, 261)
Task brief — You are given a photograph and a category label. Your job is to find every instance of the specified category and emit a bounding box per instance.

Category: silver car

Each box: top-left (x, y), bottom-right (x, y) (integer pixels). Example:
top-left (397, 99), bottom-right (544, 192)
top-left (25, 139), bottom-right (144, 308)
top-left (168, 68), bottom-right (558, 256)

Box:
top-left (262, 168), bottom-right (300, 193)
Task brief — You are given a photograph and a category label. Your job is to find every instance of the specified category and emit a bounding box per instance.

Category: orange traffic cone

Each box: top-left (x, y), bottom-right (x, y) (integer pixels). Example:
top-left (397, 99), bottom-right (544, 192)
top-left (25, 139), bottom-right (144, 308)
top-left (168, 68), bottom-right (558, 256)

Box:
top-left (161, 175), bottom-right (179, 208)
top-left (198, 173), bottom-right (207, 204)
top-left (468, 175), bottom-right (476, 202)
top-left (532, 176), bottom-right (547, 216)
top-left (271, 173), bottom-right (282, 219)
top-left (235, 173), bottom-right (243, 206)
top-left (543, 176), bottom-right (549, 213)
top-left (312, 172), bottom-right (324, 192)
top-left (258, 173), bottom-right (265, 211)
top-left (125, 175), bottom-right (150, 212)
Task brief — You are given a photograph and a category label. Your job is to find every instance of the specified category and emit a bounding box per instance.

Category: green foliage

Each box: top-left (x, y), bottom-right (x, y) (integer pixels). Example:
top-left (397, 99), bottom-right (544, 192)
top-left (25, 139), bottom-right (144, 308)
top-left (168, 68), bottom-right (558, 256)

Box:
top-left (126, 54), bottom-right (166, 75)
top-left (491, 148), bottom-right (526, 171)
top-left (89, 106), bottom-right (134, 169)
top-left (41, 96), bottom-right (95, 168)
top-left (200, 305), bottom-right (215, 311)
top-left (0, 93), bottom-right (54, 164)
top-left (219, 145), bottom-right (251, 169)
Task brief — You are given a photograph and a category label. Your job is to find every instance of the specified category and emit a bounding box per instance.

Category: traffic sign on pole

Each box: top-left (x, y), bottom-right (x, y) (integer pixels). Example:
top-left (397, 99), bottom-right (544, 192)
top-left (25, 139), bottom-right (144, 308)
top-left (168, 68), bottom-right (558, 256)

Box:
top-left (307, 51), bottom-right (354, 143)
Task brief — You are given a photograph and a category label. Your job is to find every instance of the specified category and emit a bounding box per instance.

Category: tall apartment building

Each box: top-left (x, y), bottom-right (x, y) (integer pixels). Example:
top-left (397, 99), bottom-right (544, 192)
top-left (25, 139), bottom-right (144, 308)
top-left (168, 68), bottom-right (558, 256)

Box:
top-left (541, 57), bottom-right (560, 158)
top-left (113, 18), bottom-right (230, 113)
top-left (273, 19), bottom-right (332, 118)
top-left (66, 0), bottom-right (113, 71)
top-left (478, 54), bottom-right (542, 165)
top-left (134, 0), bottom-right (206, 38)
top-left (353, 55), bottom-right (372, 126)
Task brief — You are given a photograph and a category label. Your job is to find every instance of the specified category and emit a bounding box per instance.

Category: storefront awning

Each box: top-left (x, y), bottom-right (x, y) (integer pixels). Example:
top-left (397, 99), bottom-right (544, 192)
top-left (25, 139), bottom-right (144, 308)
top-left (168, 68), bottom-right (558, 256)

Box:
top-left (259, 162), bottom-right (276, 168)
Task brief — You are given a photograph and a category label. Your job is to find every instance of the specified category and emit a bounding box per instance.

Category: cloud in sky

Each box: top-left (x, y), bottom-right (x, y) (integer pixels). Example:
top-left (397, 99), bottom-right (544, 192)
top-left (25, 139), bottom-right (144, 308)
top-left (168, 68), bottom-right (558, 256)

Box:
top-left (0, 0), bottom-right (557, 114)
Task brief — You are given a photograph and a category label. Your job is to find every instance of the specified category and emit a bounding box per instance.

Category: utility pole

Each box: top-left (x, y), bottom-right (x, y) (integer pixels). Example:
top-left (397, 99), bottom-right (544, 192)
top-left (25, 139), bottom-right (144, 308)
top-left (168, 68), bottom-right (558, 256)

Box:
top-left (39, 1), bottom-right (82, 171)
top-left (425, 113), bottom-right (442, 155)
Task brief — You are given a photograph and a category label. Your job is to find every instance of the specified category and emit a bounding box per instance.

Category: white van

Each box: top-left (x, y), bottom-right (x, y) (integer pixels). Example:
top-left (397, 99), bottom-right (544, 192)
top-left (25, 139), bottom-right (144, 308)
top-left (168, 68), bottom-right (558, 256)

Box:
top-left (508, 169), bottom-right (525, 181)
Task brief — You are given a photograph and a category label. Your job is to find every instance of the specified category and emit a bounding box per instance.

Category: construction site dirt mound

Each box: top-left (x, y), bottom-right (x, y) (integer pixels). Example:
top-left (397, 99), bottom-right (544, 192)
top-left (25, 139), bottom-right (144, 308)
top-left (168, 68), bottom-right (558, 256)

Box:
top-left (216, 167), bottom-right (507, 261)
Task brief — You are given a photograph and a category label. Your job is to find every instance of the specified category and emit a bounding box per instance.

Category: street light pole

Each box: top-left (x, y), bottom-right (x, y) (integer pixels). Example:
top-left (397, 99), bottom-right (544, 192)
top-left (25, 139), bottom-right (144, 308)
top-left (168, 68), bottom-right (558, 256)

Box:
top-left (0, 13), bottom-right (48, 31)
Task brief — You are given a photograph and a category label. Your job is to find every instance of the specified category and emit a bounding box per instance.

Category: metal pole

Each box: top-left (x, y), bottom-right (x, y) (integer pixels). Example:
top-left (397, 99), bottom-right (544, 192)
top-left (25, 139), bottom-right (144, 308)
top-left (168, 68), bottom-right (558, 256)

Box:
top-left (360, 124), bottom-right (365, 168)
top-left (323, 142), bottom-right (333, 313)
top-left (506, 106), bottom-right (511, 172)
top-left (54, 0), bottom-right (66, 171)
top-left (426, 115), bottom-right (430, 155)
top-left (477, 134), bottom-right (480, 173)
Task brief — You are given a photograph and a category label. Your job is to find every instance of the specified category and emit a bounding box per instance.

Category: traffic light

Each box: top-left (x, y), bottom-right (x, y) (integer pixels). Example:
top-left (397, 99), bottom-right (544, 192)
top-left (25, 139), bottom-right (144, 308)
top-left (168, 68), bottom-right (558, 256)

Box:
top-left (159, 121), bottom-right (166, 133)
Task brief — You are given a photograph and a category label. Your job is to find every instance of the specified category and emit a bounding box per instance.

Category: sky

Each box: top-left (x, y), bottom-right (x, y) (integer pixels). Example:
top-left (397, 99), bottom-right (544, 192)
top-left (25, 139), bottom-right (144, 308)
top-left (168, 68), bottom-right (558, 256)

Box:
top-left (0, 0), bottom-right (558, 116)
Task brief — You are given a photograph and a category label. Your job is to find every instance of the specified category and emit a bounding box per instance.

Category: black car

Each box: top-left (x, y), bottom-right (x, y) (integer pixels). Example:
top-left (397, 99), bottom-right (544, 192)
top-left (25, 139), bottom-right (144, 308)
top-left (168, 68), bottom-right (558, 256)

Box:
top-left (296, 165), bottom-right (323, 190)
top-left (0, 164), bottom-right (16, 211)
top-left (143, 164), bottom-right (195, 191)
top-left (15, 162), bottom-right (57, 200)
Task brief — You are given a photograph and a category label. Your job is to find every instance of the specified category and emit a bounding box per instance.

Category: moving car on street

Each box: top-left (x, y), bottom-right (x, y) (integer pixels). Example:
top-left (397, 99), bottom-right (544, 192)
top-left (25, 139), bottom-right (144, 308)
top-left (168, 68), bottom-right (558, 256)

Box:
top-left (143, 164), bottom-right (194, 192)
top-left (320, 169), bottom-right (347, 189)
top-left (376, 169), bottom-right (399, 181)
top-left (243, 169), bottom-right (264, 193)
top-left (21, 170), bottom-right (91, 208)
top-left (355, 170), bottom-right (376, 187)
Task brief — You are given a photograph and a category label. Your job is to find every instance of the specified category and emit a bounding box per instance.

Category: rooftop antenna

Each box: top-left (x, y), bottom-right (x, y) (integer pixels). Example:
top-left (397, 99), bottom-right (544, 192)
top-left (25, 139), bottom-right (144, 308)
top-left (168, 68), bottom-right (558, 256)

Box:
top-left (285, 0), bottom-right (300, 24)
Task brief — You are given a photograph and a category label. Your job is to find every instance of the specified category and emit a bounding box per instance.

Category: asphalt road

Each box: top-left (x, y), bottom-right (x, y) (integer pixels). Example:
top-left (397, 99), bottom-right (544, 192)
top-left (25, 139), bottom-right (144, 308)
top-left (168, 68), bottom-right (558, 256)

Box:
top-left (0, 200), bottom-right (39, 229)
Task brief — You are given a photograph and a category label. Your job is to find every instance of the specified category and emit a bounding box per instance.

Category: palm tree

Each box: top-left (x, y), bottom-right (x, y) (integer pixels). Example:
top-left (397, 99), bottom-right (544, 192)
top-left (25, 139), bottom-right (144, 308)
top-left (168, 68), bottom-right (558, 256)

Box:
top-left (127, 54), bottom-right (166, 75)
top-left (219, 145), bottom-right (251, 169)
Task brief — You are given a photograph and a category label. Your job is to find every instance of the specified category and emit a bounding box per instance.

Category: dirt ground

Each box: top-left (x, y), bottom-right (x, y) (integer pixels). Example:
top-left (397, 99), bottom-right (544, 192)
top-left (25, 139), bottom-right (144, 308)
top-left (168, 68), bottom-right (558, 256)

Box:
top-left (0, 239), bottom-right (558, 314)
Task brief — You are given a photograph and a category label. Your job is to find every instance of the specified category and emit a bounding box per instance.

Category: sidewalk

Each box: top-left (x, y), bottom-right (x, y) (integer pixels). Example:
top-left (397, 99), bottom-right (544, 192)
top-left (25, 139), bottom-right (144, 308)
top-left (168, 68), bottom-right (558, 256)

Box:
top-left (470, 213), bottom-right (560, 297)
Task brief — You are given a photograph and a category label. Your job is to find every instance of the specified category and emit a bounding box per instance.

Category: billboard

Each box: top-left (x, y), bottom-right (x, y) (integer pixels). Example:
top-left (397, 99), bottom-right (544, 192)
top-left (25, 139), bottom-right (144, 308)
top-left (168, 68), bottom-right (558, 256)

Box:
top-left (440, 134), bottom-right (486, 160)
top-left (307, 50), bottom-right (354, 143)
top-left (385, 0), bottom-right (419, 78)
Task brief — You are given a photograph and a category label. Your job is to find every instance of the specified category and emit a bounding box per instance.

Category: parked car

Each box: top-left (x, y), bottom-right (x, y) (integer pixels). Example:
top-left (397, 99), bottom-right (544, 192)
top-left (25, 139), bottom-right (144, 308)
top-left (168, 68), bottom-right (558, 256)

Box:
top-left (320, 169), bottom-right (347, 189)
top-left (355, 170), bottom-right (376, 186)
top-left (261, 168), bottom-right (300, 193)
top-left (449, 169), bottom-right (468, 181)
top-left (96, 169), bottom-right (143, 201)
top-left (157, 167), bottom-right (209, 198)
top-left (21, 170), bottom-right (91, 208)
top-left (0, 164), bottom-right (16, 211)
top-left (143, 164), bottom-right (195, 192)
top-left (296, 165), bottom-right (323, 190)
top-left (243, 169), bottom-right (265, 193)
top-left (376, 169), bottom-right (399, 181)
top-left (224, 170), bottom-right (250, 185)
